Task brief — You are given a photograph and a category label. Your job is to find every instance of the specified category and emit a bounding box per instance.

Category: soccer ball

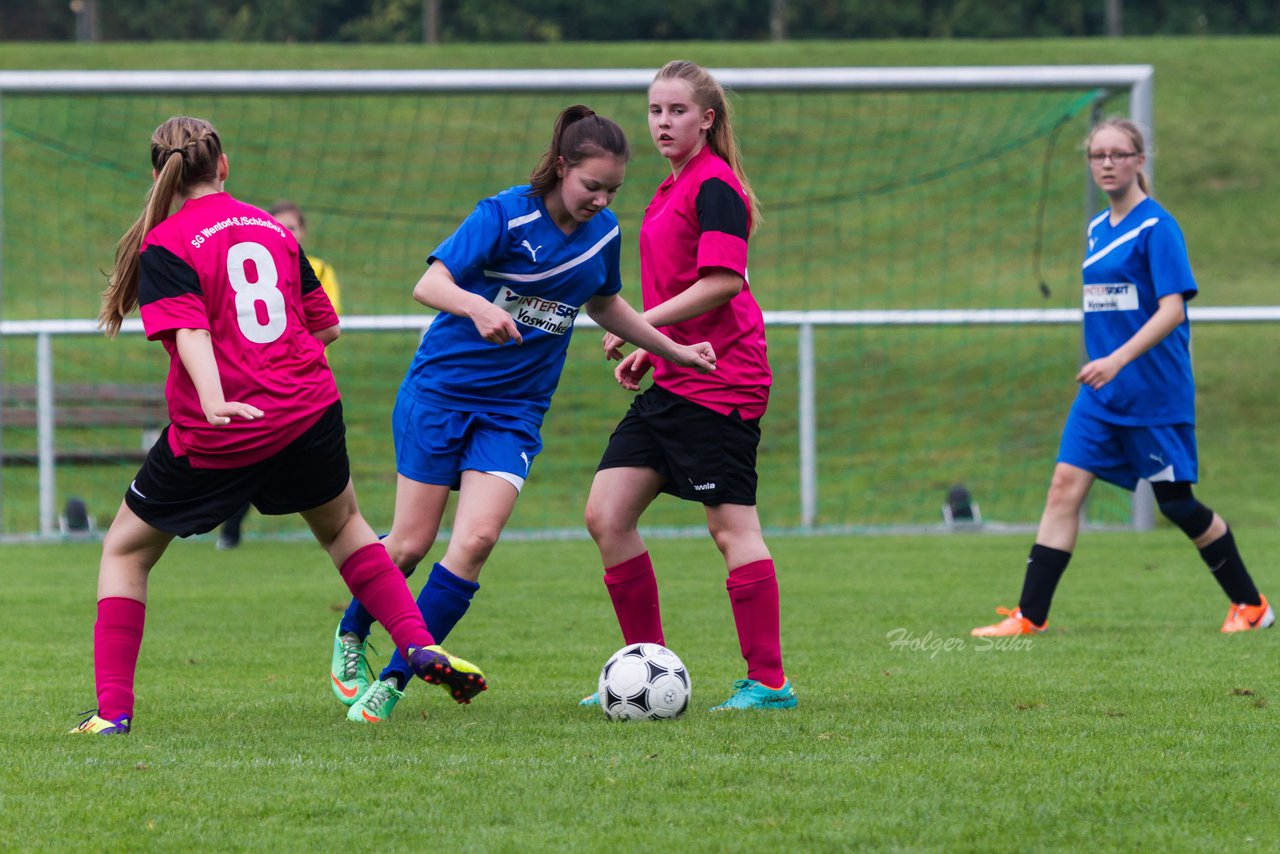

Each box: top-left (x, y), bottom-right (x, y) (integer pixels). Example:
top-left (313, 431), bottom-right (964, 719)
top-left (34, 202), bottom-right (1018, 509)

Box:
top-left (597, 643), bottom-right (691, 721)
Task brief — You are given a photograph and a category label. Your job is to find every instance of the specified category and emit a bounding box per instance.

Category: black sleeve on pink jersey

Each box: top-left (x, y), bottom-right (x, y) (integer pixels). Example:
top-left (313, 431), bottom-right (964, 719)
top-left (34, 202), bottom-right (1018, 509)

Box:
top-left (695, 178), bottom-right (749, 240)
top-left (299, 249), bottom-right (323, 295)
top-left (138, 244), bottom-right (201, 305)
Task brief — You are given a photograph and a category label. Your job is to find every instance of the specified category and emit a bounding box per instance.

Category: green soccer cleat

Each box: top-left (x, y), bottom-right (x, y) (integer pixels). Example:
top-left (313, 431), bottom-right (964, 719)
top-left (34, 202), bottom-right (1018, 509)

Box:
top-left (708, 679), bottom-right (797, 712)
top-left (68, 712), bottom-right (131, 735)
top-left (330, 626), bottom-right (374, 707)
top-left (578, 692), bottom-right (601, 707)
top-left (346, 679), bottom-right (404, 724)
top-left (406, 644), bottom-right (487, 704)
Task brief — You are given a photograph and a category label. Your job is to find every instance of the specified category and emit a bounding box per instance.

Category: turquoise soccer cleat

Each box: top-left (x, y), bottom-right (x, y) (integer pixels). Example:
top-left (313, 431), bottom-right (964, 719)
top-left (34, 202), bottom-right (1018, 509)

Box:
top-left (708, 679), bottom-right (797, 712)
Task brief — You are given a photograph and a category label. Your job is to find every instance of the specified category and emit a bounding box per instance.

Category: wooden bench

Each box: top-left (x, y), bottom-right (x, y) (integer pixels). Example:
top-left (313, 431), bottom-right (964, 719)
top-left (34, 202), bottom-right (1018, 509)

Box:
top-left (1, 382), bottom-right (167, 465)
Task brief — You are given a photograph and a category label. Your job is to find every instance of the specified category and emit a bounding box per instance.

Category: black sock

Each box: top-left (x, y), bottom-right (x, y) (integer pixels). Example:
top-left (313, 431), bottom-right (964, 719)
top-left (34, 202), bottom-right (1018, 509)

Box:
top-left (1018, 544), bottom-right (1072, 626)
top-left (1199, 529), bottom-right (1261, 606)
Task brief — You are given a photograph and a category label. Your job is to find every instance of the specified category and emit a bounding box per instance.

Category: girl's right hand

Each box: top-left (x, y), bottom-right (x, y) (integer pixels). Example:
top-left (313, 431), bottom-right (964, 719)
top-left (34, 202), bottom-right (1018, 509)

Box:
top-left (672, 342), bottom-right (716, 374)
top-left (470, 303), bottom-right (523, 345)
top-left (204, 401), bottom-right (264, 426)
top-left (1076, 354), bottom-right (1123, 390)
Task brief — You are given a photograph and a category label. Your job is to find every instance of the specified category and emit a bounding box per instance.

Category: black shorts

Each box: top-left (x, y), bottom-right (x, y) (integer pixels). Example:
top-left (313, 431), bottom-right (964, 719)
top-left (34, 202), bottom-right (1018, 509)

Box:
top-left (597, 385), bottom-right (760, 506)
top-left (124, 401), bottom-right (351, 537)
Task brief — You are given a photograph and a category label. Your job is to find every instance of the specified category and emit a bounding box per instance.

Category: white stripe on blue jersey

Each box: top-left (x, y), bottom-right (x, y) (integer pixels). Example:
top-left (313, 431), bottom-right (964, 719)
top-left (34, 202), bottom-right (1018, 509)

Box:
top-left (507, 210), bottom-right (542, 230)
top-left (484, 225), bottom-right (620, 283)
top-left (1082, 217), bottom-right (1159, 269)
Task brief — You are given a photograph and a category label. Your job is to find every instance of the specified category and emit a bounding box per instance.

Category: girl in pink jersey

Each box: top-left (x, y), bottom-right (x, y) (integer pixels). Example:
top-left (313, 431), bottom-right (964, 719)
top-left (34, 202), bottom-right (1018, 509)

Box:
top-left (584, 61), bottom-right (795, 712)
top-left (70, 116), bottom-right (484, 735)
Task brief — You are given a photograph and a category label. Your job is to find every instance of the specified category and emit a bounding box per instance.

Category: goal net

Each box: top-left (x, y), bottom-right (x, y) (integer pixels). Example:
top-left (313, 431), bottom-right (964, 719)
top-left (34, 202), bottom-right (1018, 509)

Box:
top-left (0, 67), bottom-right (1154, 537)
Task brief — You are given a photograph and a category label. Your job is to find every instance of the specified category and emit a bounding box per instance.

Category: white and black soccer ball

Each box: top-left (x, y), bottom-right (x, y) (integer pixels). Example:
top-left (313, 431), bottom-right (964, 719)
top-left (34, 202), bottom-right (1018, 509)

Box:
top-left (597, 643), bottom-right (690, 721)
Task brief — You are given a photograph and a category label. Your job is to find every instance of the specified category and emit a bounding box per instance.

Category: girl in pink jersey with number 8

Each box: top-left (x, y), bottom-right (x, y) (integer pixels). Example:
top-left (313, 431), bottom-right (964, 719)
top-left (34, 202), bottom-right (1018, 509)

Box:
top-left (69, 116), bottom-right (485, 736)
top-left (584, 61), bottom-right (796, 712)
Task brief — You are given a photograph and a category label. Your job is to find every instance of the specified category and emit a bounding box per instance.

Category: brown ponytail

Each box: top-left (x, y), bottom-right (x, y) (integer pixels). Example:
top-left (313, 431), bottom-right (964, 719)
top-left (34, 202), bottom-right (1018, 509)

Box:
top-left (529, 105), bottom-right (630, 197)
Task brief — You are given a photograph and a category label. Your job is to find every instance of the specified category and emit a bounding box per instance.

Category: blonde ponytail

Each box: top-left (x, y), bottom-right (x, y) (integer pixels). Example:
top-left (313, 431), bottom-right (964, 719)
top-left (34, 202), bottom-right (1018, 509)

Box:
top-left (100, 116), bottom-right (223, 336)
top-left (653, 60), bottom-right (762, 234)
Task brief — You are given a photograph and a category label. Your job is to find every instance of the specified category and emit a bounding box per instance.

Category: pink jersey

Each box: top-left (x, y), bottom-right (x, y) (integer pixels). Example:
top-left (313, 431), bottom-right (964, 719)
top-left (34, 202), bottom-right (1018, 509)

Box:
top-left (138, 192), bottom-right (340, 468)
top-left (639, 146), bottom-right (771, 418)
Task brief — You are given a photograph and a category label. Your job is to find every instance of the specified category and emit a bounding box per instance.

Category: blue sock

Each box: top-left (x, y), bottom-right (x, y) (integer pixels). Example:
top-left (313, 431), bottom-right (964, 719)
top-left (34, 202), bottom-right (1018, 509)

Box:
top-left (381, 563), bottom-right (480, 685)
top-left (338, 597), bottom-right (377, 640)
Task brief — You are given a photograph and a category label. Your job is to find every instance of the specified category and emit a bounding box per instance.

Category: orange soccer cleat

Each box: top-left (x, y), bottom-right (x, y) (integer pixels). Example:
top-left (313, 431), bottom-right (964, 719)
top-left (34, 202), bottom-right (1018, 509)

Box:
top-left (971, 606), bottom-right (1047, 637)
top-left (1221, 594), bottom-right (1275, 633)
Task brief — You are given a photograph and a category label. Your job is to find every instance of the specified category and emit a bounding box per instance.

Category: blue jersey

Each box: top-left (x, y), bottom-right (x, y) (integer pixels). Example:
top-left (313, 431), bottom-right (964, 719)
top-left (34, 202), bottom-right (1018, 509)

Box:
top-left (401, 185), bottom-right (622, 425)
top-left (1073, 196), bottom-right (1198, 426)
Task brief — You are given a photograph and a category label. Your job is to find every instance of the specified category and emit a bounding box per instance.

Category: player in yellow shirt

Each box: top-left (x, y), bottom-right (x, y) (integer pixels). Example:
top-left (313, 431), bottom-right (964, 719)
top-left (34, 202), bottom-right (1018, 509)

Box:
top-left (268, 200), bottom-right (341, 313)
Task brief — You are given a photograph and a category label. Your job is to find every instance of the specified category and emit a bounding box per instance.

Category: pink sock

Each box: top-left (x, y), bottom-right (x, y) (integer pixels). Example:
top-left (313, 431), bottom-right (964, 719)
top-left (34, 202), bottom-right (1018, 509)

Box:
top-left (94, 597), bottom-right (146, 722)
top-left (604, 552), bottom-right (664, 645)
top-left (340, 543), bottom-right (433, 655)
top-left (726, 559), bottom-right (784, 687)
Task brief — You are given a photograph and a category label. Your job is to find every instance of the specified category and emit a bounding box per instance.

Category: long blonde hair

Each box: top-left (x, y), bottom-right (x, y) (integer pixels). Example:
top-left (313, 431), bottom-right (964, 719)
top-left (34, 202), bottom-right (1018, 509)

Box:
top-left (101, 116), bottom-right (223, 336)
top-left (653, 60), bottom-right (762, 234)
top-left (1087, 117), bottom-right (1150, 196)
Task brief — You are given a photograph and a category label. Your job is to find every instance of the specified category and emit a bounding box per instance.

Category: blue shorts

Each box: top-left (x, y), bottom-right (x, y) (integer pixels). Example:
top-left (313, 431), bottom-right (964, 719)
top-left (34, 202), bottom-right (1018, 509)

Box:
top-left (392, 392), bottom-right (542, 492)
top-left (1057, 402), bottom-right (1198, 490)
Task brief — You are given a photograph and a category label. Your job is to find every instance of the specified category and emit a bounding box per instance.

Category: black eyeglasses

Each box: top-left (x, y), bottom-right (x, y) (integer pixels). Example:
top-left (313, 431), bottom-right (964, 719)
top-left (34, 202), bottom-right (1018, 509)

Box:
top-left (1087, 151), bottom-right (1139, 163)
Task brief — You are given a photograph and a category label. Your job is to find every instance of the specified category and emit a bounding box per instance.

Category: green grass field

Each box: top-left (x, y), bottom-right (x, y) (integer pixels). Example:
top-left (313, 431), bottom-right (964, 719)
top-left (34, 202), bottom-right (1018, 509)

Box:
top-left (5, 532), bottom-right (1278, 850)
top-left (2, 39), bottom-right (1278, 847)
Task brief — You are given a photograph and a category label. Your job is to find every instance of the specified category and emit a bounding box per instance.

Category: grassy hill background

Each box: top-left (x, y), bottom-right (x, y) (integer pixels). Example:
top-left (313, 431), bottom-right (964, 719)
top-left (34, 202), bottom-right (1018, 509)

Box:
top-left (2, 38), bottom-right (1277, 535)
top-left (4, 35), bottom-right (1277, 300)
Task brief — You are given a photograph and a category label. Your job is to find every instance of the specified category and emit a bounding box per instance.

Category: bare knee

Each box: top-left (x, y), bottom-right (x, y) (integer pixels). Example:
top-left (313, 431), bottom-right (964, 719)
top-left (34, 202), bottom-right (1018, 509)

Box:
top-left (1044, 468), bottom-right (1088, 516)
top-left (384, 533), bottom-right (435, 573)
top-left (707, 521), bottom-right (735, 556)
top-left (584, 501), bottom-right (608, 544)
top-left (706, 514), bottom-right (767, 564)
top-left (300, 479), bottom-right (353, 536)
top-left (585, 498), bottom-right (627, 546)
top-left (311, 509), bottom-right (357, 551)
top-left (449, 527), bottom-right (501, 566)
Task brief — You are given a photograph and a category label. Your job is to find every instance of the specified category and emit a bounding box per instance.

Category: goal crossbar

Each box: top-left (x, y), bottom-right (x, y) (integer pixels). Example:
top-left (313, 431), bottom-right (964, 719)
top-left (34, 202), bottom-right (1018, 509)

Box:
top-left (0, 65), bottom-right (1154, 94)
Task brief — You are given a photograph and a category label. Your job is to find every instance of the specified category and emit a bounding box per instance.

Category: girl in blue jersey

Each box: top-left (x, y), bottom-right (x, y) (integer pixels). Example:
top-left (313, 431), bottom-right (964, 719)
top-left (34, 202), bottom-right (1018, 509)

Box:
top-left (973, 118), bottom-right (1271, 638)
top-left (329, 105), bottom-right (717, 722)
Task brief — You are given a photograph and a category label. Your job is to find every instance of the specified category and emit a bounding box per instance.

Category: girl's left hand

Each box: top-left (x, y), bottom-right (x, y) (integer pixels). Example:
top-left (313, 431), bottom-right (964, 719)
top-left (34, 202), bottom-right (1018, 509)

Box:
top-left (614, 350), bottom-right (654, 390)
top-left (602, 331), bottom-right (626, 361)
